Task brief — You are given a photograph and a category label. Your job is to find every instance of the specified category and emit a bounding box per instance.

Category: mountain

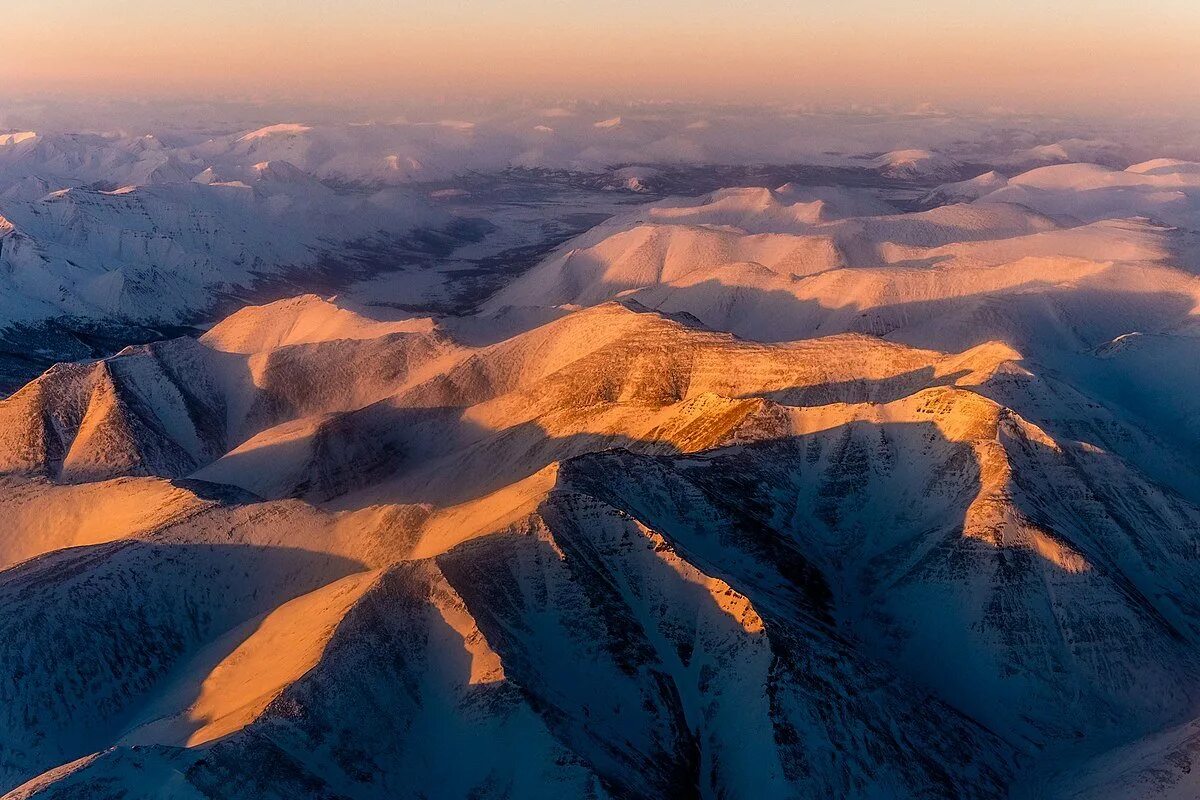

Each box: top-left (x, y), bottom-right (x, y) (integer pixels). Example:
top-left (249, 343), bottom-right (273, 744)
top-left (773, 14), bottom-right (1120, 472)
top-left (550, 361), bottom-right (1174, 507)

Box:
top-left (0, 299), bottom-right (1034, 799)
top-left (0, 295), bottom-right (456, 486)
top-left (0, 178), bottom-right (451, 330)
top-left (1002, 138), bottom-right (1130, 171)
top-left (981, 160), bottom-right (1200, 228)
top-left (921, 170), bottom-right (1009, 205)
top-left (483, 169), bottom-right (1200, 360)
top-left (4, 139), bottom-right (1200, 799)
top-left (869, 148), bottom-right (966, 180)
top-left (1, 280), bottom-right (1199, 798)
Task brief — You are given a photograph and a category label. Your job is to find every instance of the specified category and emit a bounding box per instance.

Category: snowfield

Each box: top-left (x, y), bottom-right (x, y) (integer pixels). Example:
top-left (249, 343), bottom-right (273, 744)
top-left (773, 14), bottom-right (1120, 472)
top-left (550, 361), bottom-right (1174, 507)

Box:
top-left (2, 109), bottom-right (1200, 798)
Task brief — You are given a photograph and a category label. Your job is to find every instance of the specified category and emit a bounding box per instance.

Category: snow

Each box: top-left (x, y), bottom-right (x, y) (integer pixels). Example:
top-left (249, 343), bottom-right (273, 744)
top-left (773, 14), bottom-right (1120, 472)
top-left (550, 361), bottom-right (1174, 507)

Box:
top-left (236, 123), bottom-right (313, 142)
top-left (0, 132), bottom-right (36, 147)
top-left (200, 294), bottom-right (436, 354)
top-left (4, 113), bottom-right (1200, 798)
top-left (924, 170), bottom-right (1009, 203)
top-left (870, 147), bottom-right (963, 178)
top-left (122, 569), bottom-right (381, 747)
top-left (0, 177), bottom-right (452, 329)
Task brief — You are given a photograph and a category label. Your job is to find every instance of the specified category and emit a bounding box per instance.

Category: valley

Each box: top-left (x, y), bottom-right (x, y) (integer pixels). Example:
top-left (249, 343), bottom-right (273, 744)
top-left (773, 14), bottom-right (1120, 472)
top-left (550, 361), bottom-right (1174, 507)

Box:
top-left (1, 109), bottom-right (1199, 799)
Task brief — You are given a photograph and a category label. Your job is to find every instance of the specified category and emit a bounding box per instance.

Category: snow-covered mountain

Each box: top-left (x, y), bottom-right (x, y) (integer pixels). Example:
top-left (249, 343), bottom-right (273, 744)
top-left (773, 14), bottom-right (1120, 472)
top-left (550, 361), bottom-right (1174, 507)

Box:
top-left (486, 161), bottom-right (1200, 355)
top-left (0, 178), bottom-right (451, 327)
top-left (3, 112), bottom-right (1200, 798)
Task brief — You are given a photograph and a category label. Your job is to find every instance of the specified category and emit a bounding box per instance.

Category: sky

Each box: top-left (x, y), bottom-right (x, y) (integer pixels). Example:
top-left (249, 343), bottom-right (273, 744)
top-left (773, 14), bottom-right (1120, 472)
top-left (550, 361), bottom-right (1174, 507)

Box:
top-left (6, 0), bottom-right (1199, 113)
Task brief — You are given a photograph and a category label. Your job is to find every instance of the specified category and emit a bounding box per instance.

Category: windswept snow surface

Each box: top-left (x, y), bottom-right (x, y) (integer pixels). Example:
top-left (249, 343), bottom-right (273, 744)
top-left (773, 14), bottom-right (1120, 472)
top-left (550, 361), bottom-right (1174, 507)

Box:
top-left (3, 107), bottom-right (1200, 798)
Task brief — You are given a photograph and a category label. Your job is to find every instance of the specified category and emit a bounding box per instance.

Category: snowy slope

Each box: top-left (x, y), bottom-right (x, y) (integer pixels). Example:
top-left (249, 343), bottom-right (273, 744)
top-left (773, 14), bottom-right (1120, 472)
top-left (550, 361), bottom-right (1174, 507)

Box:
top-left (5, 148), bottom-right (1200, 799)
top-left (484, 164), bottom-right (1200, 357)
top-left (0, 178), bottom-right (450, 329)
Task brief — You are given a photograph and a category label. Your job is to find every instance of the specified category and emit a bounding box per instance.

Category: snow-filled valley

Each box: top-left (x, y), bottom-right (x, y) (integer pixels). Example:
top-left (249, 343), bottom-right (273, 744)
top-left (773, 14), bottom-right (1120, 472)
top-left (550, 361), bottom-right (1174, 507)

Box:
top-left (2, 106), bottom-right (1200, 799)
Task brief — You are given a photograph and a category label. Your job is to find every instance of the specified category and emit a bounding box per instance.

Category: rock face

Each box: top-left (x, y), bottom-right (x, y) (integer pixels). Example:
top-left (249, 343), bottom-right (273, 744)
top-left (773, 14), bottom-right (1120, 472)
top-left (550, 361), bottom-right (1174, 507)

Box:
top-left (4, 158), bottom-right (1200, 799)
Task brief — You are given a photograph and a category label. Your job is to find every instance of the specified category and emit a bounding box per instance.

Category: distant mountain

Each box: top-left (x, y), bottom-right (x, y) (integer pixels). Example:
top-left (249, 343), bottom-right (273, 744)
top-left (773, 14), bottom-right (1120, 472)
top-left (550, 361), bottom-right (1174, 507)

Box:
top-left (485, 165), bottom-right (1200, 356)
top-left (869, 148), bottom-right (966, 180)
top-left (0, 177), bottom-right (451, 330)
top-left (921, 170), bottom-right (1009, 205)
top-left (4, 132), bottom-right (1200, 799)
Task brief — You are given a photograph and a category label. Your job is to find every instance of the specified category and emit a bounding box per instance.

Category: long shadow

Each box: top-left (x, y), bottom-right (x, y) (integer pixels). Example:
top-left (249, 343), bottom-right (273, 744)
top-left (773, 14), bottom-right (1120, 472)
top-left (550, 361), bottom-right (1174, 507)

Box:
top-left (41, 558), bottom-right (617, 799)
top-left (0, 539), bottom-right (364, 794)
top-left (0, 327), bottom-right (448, 484)
top-left (194, 399), bottom-right (695, 508)
top-left (10, 414), bottom-right (1200, 796)
top-left (245, 383), bottom-right (1196, 767)
top-left (624, 276), bottom-right (1200, 354)
top-left (755, 365), bottom-right (969, 405)
top-left (553, 419), bottom-right (1200, 756)
top-left (433, 429), bottom-right (1021, 798)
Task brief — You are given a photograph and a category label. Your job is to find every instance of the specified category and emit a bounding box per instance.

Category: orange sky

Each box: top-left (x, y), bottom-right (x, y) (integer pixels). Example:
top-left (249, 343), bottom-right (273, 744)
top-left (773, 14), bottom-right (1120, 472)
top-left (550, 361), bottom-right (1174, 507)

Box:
top-left (6, 1), bottom-right (1199, 112)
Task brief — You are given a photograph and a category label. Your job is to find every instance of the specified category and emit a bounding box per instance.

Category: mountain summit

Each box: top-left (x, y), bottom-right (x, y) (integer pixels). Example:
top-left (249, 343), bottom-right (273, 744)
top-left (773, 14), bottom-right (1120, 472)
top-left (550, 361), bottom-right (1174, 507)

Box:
top-left (1, 114), bottom-right (1200, 799)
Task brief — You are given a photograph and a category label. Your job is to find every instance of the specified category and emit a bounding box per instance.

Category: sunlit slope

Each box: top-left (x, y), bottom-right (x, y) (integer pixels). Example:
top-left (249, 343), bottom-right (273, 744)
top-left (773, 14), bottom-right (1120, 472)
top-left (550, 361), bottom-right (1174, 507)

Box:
top-left (6, 161), bottom-right (1200, 798)
top-left (0, 296), bottom-right (457, 483)
top-left (485, 166), bottom-right (1200, 353)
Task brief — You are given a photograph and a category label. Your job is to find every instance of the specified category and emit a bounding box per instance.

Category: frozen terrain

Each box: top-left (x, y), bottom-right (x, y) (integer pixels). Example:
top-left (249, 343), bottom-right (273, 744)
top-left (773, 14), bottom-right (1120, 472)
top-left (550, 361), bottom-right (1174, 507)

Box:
top-left (1, 105), bottom-right (1200, 798)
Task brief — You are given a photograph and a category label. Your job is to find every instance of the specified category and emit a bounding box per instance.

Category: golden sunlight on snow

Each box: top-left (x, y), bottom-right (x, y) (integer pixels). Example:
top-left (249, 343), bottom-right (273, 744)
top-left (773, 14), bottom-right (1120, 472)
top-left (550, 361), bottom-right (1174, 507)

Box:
top-left (125, 570), bottom-right (380, 748)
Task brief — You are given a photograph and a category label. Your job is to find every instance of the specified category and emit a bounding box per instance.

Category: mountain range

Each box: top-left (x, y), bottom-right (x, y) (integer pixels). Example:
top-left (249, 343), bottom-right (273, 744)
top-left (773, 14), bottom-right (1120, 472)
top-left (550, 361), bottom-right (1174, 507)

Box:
top-left (1, 115), bottom-right (1199, 798)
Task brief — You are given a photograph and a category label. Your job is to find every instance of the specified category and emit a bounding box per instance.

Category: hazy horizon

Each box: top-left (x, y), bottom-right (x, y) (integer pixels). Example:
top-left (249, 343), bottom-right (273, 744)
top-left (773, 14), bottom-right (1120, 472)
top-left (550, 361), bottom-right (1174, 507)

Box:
top-left (7, 0), bottom-right (1199, 115)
